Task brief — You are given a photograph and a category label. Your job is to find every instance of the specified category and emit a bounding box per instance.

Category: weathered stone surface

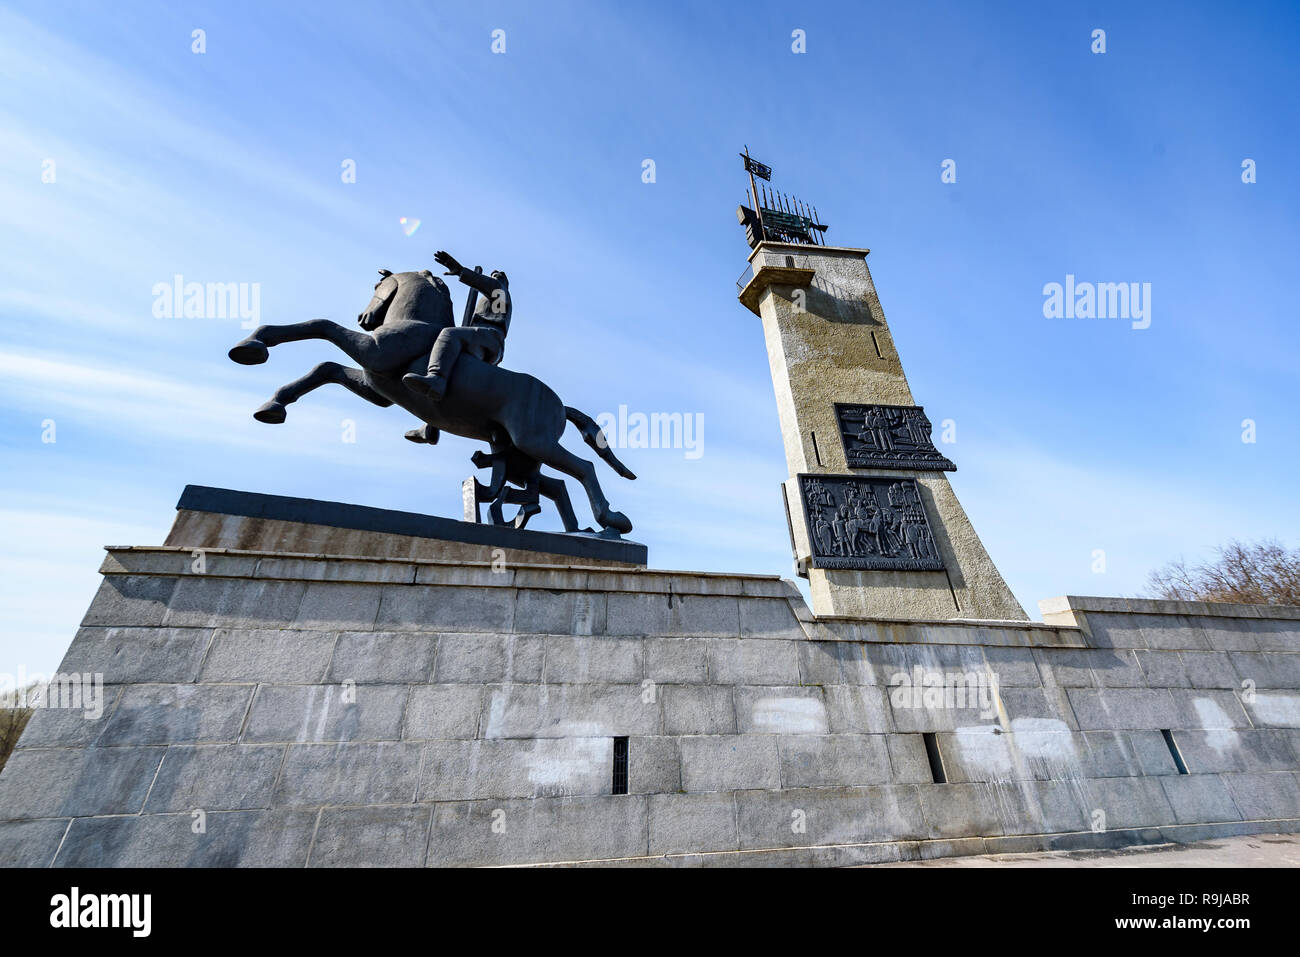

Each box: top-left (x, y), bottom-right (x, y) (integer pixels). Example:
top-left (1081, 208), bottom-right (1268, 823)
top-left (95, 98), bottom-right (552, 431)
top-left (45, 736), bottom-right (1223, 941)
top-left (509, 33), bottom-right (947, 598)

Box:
top-left (200, 628), bottom-right (334, 682)
top-left (0, 818), bottom-right (69, 867)
top-left (404, 684), bottom-right (483, 739)
top-left (11, 544), bottom-right (1300, 870)
top-left (272, 742), bottom-right (422, 806)
top-left (162, 577), bottom-right (305, 629)
top-left (648, 792), bottom-right (737, 855)
top-left (329, 631), bottom-right (437, 683)
top-left (680, 735), bottom-right (780, 792)
top-left (481, 683), bottom-right (658, 739)
top-left (662, 685), bottom-right (735, 735)
top-left (144, 744), bottom-right (284, 811)
top-left (82, 575), bottom-right (178, 627)
top-left (0, 746), bottom-right (163, 819)
top-left (310, 806), bottom-right (432, 867)
top-left (433, 633), bottom-right (543, 683)
top-left (1159, 775), bottom-right (1242, 824)
top-left (778, 734), bottom-right (891, 787)
top-left (243, 684), bottom-right (407, 743)
top-left (709, 638), bottom-right (799, 685)
top-left (54, 809), bottom-right (318, 867)
top-left (98, 683), bottom-right (254, 745)
top-left (375, 584), bottom-right (515, 633)
top-left (542, 635), bottom-right (642, 683)
top-left (644, 637), bottom-right (709, 683)
top-left (426, 795), bottom-right (648, 866)
top-left (734, 686), bottom-right (828, 734)
top-left (420, 738), bottom-right (611, 800)
top-left (60, 626), bottom-right (211, 683)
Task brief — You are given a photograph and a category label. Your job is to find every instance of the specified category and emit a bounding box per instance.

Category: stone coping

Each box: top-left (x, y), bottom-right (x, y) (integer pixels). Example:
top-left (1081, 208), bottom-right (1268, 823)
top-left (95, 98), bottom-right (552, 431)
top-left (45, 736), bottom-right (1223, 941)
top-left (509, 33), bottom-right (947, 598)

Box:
top-left (95, 546), bottom-right (1088, 647)
top-left (1040, 594), bottom-right (1300, 622)
top-left (100, 545), bottom-right (798, 599)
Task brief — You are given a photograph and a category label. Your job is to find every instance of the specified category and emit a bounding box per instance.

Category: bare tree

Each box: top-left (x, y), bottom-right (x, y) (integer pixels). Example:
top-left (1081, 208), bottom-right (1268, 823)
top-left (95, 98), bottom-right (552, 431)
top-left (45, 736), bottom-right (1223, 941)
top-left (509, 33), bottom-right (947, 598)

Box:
top-left (1146, 539), bottom-right (1300, 607)
top-left (0, 687), bottom-right (34, 775)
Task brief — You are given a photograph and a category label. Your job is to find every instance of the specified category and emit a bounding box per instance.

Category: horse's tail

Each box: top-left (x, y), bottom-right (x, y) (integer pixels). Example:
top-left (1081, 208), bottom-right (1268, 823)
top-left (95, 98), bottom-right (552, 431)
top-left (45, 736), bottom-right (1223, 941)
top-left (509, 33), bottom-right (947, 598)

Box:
top-left (565, 406), bottom-right (636, 480)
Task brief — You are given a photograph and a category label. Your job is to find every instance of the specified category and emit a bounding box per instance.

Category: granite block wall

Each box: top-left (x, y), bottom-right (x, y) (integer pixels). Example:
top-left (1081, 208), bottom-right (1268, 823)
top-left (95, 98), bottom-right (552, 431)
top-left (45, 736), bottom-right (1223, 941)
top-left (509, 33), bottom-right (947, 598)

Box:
top-left (1, 546), bottom-right (1297, 867)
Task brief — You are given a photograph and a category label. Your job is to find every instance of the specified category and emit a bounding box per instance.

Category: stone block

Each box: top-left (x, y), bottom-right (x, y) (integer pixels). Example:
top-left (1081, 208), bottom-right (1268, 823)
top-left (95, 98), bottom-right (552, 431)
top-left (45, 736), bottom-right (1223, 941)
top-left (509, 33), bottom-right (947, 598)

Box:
top-left (272, 742), bottom-right (422, 807)
top-left (60, 626), bottom-right (211, 683)
top-left (1033, 648), bottom-right (1096, 687)
top-left (778, 734), bottom-right (891, 787)
top-left (81, 575), bottom-right (178, 627)
top-left (979, 646), bottom-right (1043, 688)
top-left (648, 792), bottom-right (737, 855)
top-left (603, 592), bottom-right (670, 636)
top-left (708, 638), bottom-right (800, 685)
top-left (644, 637), bottom-right (709, 683)
top-left (798, 641), bottom-right (876, 685)
top-left (734, 686), bottom-right (828, 734)
top-left (514, 589), bottom-right (607, 636)
top-left (1133, 650), bottom-right (1190, 688)
top-left (1169, 689), bottom-right (1252, 729)
top-left (1066, 688), bottom-right (1176, 731)
top-left (628, 736), bottom-right (680, 794)
top-left (426, 794), bottom-right (648, 866)
top-left (375, 584), bottom-right (515, 633)
top-left (738, 598), bottom-right (804, 639)
top-left (1228, 652), bottom-right (1300, 689)
top-left (162, 577), bottom-right (305, 629)
top-left (662, 685), bottom-right (735, 735)
top-left (1159, 775), bottom-right (1243, 824)
top-left (823, 684), bottom-right (893, 733)
top-left (481, 683), bottom-right (658, 739)
top-left (1243, 691), bottom-right (1300, 729)
top-left (433, 633), bottom-right (543, 683)
top-left (404, 684), bottom-right (483, 739)
top-left (420, 738), bottom-right (611, 801)
top-left (329, 631), bottom-right (437, 683)
top-left (144, 744), bottom-right (284, 811)
top-left (667, 595), bottom-right (740, 637)
top-left (1174, 729), bottom-right (1297, 773)
top-left (243, 684), bottom-right (407, 743)
top-left (98, 683), bottom-right (254, 745)
top-left (13, 690), bottom-right (121, 748)
top-left (680, 735), bottom-right (780, 792)
top-left (1084, 776), bottom-right (1177, 829)
top-left (200, 628), bottom-right (335, 683)
top-left (886, 733), bottom-right (933, 784)
top-left (1221, 771), bottom-right (1300, 820)
top-left (0, 746), bottom-right (163, 819)
top-left (1180, 652), bottom-right (1241, 689)
top-left (736, 785), bottom-right (926, 849)
top-left (1128, 729), bottom-right (1180, 775)
top-left (916, 782), bottom-right (1013, 839)
top-left (309, 806), bottom-right (433, 867)
top-left (542, 635), bottom-right (642, 683)
top-left (1077, 731), bottom-right (1144, 778)
top-left (54, 809), bottom-right (317, 867)
top-left (0, 819), bottom-right (69, 867)
top-left (294, 582), bottom-right (382, 631)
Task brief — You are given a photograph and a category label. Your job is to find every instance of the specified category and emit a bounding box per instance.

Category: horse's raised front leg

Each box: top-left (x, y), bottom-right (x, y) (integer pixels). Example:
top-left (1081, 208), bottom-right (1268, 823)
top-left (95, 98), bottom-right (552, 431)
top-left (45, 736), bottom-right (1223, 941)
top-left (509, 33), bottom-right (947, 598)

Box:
top-left (229, 319), bottom-right (397, 370)
top-left (252, 361), bottom-right (393, 424)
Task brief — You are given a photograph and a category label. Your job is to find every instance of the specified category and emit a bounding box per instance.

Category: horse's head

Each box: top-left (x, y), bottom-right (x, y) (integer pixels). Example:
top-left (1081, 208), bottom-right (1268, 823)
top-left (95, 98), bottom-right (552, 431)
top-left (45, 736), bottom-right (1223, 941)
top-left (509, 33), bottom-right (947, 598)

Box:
top-left (358, 268), bottom-right (453, 331)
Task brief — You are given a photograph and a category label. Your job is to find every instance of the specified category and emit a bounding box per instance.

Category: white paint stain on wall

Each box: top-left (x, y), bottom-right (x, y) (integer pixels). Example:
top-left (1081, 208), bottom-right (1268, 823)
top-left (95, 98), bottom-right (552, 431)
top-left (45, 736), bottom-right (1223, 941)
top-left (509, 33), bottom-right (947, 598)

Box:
top-left (751, 696), bottom-right (827, 734)
top-left (1248, 693), bottom-right (1300, 729)
top-left (523, 736), bottom-right (611, 789)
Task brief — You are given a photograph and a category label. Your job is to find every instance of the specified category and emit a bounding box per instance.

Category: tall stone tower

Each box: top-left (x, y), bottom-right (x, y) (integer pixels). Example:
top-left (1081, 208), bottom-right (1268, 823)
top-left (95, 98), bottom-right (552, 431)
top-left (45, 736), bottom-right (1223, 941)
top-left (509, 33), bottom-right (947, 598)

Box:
top-left (736, 152), bottom-right (1025, 621)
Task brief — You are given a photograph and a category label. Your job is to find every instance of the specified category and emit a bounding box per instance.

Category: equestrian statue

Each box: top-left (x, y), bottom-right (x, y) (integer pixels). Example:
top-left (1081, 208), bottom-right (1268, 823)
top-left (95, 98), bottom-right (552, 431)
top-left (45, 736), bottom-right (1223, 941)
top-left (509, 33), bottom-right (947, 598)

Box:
top-left (226, 249), bottom-right (635, 536)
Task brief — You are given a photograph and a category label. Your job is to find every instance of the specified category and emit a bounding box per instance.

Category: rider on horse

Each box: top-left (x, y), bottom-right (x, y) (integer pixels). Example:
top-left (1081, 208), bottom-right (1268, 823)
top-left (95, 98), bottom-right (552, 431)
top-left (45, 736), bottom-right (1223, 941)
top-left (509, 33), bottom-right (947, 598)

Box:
top-left (403, 249), bottom-right (510, 402)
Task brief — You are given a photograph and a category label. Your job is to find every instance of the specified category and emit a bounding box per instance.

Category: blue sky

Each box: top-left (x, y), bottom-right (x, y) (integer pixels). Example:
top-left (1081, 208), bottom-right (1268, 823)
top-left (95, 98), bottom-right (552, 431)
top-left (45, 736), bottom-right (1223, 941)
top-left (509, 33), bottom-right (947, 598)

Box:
top-left (2, 1), bottom-right (1298, 675)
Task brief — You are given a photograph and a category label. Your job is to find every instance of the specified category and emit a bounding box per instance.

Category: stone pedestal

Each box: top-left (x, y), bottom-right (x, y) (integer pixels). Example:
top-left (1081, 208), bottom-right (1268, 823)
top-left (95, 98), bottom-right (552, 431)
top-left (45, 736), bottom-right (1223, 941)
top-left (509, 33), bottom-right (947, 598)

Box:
top-left (1, 488), bottom-right (1299, 867)
top-left (739, 242), bottom-right (1026, 621)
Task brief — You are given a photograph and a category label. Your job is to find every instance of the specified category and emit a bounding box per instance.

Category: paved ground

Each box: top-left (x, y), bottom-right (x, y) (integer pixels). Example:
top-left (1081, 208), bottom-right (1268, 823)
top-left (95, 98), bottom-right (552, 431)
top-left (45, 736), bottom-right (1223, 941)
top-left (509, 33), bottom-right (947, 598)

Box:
top-left (874, 833), bottom-right (1300, 867)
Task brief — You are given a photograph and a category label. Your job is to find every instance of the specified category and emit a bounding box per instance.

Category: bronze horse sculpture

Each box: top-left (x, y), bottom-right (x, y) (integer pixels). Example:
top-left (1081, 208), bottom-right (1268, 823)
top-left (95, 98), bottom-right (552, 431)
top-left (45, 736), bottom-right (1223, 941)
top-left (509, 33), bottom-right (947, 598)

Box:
top-left (226, 268), bottom-right (635, 535)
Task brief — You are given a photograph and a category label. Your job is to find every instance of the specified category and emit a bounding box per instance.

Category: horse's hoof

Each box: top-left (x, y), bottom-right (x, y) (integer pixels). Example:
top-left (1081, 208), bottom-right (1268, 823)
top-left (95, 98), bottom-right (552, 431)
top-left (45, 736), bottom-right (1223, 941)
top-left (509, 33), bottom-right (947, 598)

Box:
top-left (404, 428), bottom-right (427, 444)
top-left (229, 339), bottom-right (269, 365)
top-left (598, 509), bottom-right (633, 535)
top-left (514, 503), bottom-right (542, 529)
top-left (253, 400), bottom-right (286, 424)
